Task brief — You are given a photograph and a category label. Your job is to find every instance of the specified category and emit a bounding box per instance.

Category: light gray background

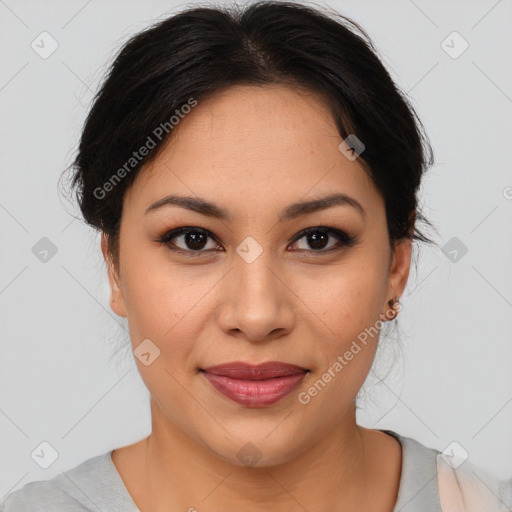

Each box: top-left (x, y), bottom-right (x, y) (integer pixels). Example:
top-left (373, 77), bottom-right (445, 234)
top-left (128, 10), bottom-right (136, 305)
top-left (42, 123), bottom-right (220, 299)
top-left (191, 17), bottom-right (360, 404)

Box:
top-left (1, 0), bottom-right (511, 498)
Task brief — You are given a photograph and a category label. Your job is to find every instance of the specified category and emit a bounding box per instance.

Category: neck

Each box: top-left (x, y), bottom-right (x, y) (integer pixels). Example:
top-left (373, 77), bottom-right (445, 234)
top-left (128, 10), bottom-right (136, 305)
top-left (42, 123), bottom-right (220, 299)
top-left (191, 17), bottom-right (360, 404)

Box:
top-left (137, 398), bottom-right (377, 511)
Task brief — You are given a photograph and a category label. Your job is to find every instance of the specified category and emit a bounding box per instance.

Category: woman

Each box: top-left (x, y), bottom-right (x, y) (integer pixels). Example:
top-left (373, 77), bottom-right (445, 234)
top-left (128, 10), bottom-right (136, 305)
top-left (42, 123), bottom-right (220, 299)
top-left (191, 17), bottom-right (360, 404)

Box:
top-left (2, 1), bottom-right (510, 510)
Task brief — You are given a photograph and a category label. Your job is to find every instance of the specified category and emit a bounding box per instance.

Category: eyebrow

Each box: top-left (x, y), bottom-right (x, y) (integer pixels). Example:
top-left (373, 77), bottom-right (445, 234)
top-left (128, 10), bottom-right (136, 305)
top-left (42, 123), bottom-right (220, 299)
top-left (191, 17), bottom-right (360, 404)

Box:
top-left (144, 193), bottom-right (366, 220)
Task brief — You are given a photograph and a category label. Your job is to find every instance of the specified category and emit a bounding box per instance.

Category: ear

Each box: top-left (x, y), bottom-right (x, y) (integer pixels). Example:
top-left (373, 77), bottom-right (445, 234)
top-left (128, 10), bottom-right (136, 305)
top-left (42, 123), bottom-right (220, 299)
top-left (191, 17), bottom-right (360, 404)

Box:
top-left (382, 236), bottom-right (413, 318)
top-left (101, 232), bottom-right (127, 318)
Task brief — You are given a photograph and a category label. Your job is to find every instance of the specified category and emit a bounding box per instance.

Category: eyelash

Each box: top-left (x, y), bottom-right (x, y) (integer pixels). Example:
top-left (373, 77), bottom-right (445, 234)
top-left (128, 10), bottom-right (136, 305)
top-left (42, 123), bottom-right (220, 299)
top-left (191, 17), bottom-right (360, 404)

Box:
top-left (156, 226), bottom-right (358, 258)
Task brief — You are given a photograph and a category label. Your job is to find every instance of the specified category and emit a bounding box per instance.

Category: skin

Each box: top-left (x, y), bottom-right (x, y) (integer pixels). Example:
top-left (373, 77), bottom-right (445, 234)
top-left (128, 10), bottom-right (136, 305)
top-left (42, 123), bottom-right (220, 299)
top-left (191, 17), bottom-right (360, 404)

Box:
top-left (101, 84), bottom-right (412, 511)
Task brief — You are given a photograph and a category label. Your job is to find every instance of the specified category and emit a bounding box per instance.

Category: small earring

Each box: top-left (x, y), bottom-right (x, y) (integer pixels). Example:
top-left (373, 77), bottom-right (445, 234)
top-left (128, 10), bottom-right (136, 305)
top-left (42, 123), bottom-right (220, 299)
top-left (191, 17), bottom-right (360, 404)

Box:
top-left (386, 296), bottom-right (401, 321)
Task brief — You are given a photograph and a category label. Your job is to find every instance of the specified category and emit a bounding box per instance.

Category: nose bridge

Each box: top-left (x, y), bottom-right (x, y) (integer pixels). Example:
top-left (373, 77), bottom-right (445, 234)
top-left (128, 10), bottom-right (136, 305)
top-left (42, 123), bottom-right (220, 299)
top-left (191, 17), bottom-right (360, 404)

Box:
top-left (233, 238), bottom-right (279, 305)
top-left (219, 236), bottom-right (292, 340)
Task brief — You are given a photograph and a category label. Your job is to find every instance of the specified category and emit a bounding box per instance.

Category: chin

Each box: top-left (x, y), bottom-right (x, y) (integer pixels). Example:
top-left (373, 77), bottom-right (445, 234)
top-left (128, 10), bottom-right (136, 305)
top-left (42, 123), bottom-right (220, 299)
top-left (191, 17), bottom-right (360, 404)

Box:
top-left (205, 430), bottom-right (308, 469)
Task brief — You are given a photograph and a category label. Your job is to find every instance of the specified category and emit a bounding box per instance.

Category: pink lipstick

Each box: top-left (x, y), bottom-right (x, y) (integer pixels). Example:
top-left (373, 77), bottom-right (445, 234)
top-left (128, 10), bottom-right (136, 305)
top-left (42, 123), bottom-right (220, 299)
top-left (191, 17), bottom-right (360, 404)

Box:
top-left (201, 361), bottom-right (308, 407)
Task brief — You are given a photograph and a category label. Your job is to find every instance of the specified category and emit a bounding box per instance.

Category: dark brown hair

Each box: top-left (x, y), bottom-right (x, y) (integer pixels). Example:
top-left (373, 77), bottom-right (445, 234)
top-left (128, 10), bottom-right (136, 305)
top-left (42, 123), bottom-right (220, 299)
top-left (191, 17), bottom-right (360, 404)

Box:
top-left (62, 0), bottom-right (436, 268)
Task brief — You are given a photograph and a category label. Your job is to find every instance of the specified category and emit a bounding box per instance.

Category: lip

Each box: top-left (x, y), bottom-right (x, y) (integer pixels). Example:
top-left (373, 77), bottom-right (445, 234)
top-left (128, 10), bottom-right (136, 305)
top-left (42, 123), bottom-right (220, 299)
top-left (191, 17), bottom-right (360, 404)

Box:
top-left (201, 361), bottom-right (309, 407)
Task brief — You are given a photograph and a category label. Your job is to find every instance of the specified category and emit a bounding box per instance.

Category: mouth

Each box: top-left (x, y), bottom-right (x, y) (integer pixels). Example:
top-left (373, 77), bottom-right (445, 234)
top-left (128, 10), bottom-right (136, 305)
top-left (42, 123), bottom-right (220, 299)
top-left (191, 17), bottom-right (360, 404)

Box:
top-left (200, 361), bottom-right (310, 407)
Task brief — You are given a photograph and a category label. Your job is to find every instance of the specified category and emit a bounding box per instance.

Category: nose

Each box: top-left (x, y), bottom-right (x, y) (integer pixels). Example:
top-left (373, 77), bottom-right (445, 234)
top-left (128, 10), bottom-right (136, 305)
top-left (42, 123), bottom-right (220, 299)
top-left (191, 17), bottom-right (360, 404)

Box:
top-left (216, 247), bottom-right (295, 343)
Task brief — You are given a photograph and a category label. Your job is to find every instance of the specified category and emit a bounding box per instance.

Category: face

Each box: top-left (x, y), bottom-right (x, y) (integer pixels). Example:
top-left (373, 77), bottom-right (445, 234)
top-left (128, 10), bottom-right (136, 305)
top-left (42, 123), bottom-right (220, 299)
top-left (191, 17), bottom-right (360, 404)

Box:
top-left (102, 84), bottom-right (411, 466)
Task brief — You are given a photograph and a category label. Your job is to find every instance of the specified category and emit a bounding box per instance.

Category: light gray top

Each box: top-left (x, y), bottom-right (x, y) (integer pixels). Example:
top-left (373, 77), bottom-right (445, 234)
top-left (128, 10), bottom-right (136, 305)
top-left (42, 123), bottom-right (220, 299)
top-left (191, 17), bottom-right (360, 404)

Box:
top-left (0, 430), bottom-right (446, 511)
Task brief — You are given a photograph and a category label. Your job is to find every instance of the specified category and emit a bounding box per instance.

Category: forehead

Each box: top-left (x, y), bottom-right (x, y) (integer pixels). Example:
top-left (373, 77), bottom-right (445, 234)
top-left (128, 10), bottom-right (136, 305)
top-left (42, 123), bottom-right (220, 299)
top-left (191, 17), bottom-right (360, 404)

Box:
top-left (124, 84), bottom-right (379, 218)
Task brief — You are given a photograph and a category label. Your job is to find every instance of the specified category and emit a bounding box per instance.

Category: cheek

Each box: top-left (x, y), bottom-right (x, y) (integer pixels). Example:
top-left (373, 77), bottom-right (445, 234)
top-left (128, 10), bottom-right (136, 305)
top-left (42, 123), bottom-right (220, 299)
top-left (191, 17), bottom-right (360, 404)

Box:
top-left (120, 255), bottom-right (221, 374)
top-left (121, 248), bottom-right (196, 329)
top-left (305, 259), bottom-right (387, 338)
top-left (297, 265), bottom-right (385, 412)
top-left (295, 257), bottom-right (388, 405)
top-left (121, 264), bottom-right (204, 404)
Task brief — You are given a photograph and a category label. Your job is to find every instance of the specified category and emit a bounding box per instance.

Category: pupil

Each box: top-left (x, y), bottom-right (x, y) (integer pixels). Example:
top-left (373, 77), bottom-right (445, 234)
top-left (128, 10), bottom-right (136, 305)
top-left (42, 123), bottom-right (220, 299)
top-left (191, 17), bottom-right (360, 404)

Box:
top-left (308, 230), bottom-right (328, 250)
top-left (186, 231), bottom-right (207, 250)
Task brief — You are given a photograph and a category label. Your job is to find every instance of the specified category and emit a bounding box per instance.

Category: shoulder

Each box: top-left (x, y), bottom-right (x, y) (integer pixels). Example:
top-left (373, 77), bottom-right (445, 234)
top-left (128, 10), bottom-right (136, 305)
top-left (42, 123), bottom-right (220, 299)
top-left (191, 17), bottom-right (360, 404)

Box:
top-left (436, 453), bottom-right (512, 512)
top-left (0, 451), bottom-right (115, 512)
top-left (382, 429), bottom-right (444, 511)
top-left (0, 479), bottom-right (89, 511)
top-left (382, 429), bottom-right (512, 512)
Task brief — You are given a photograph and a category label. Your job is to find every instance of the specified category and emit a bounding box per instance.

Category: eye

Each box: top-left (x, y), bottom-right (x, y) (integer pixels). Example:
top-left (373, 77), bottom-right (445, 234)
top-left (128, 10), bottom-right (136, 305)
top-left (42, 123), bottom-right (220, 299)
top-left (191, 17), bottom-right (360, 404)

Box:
top-left (156, 225), bottom-right (358, 258)
top-left (156, 227), bottom-right (222, 257)
top-left (288, 227), bottom-right (357, 253)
